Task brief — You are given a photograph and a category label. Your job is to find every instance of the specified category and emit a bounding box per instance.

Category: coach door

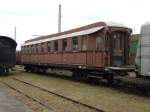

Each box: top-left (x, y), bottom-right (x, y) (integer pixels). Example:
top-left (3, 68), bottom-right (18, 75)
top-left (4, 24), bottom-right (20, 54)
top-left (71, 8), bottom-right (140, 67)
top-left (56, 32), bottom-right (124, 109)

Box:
top-left (110, 31), bottom-right (127, 66)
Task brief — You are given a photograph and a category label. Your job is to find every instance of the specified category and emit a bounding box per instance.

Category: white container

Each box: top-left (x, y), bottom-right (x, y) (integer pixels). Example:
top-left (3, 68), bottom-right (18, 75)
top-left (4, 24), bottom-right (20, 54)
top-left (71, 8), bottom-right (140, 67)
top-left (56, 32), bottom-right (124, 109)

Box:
top-left (135, 22), bottom-right (150, 76)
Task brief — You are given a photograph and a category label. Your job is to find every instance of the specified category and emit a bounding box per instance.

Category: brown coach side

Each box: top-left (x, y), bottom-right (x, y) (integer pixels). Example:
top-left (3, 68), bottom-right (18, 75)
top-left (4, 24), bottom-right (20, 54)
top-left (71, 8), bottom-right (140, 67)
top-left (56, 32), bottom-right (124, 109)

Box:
top-left (21, 21), bottom-right (132, 81)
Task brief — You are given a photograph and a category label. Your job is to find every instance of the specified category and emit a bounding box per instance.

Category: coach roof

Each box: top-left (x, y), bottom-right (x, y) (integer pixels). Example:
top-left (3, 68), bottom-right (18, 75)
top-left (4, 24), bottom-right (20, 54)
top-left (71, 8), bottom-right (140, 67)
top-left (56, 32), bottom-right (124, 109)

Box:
top-left (0, 36), bottom-right (17, 47)
top-left (22, 21), bottom-right (128, 46)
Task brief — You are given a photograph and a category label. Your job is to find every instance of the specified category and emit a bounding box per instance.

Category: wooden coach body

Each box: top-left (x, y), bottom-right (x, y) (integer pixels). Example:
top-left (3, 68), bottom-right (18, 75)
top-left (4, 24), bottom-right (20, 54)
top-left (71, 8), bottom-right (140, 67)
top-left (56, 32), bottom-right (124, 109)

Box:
top-left (21, 22), bottom-right (132, 72)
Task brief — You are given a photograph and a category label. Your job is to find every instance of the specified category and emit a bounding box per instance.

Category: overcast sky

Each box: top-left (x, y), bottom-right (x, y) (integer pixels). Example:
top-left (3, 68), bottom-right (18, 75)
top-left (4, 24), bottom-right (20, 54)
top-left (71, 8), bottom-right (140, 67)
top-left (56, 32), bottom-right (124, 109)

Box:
top-left (0, 0), bottom-right (149, 50)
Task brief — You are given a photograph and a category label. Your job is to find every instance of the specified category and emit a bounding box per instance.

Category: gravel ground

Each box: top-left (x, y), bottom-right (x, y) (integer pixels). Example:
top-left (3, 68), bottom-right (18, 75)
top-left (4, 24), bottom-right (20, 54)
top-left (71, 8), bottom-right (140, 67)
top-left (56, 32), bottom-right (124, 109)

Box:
top-left (1, 77), bottom-right (98, 112)
top-left (0, 78), bottom-right (52, 112)
top-left (5, 67), bottom-right (150, 112)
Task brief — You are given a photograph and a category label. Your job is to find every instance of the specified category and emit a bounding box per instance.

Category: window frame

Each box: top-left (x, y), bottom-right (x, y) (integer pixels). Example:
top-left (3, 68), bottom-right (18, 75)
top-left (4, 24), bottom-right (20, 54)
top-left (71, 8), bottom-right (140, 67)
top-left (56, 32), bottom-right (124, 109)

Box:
top-left (54, 40), bottom-right (58, 52)
top-left (41, 43), bottom-right (44, 53)
top-left (81, 35), bottom-right (87, 51)
top-left (72, 37), bottom-right (78, 51)
top-left (62, 38), bottom-right (67, 51)
top-left (35, 44), bottom-right (38, 54)
top-left (47, 41), bottom-right (51, 52)
top-left (96, 36), bottom-right (102, 51)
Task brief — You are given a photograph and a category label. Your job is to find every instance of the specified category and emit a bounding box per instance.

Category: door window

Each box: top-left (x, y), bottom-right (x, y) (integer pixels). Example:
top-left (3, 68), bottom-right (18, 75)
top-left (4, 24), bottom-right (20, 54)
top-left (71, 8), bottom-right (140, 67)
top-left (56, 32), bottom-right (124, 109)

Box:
top-left (96, 36), bottom-right (102, 50)
top-left (113, 33), bottom-right (123, 51)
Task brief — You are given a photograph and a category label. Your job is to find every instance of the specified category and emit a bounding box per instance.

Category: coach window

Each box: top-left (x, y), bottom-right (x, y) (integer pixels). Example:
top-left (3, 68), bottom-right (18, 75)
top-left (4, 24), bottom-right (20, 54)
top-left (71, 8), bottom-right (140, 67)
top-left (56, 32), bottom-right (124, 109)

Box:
top-left (113, 33), bottom-right (123, 51)
top-left (32, 45), bottom-right (34, 53)
top-left (32, 45), bottom-right (34, 54)
top-left (21, 47), bottom-right (23, 53)
top-left (28, 46), bottom-right (30, 53)
top-left (23, 47), bottom-right (25, 53)
top-left (54, 40), bottom-right (58, 51)
top-left (38, 44), bottom-right (41, 53)
top-left (25, 46), bottom-right (27, 53)
top-left (30, 46), bottom-right (32, 54)
top-left (47, 42), bottom-right (51, 52)
top-left (24, 47), bottom-right (26, 53)
top-left (30, 46), bottom-right (32, 52)
top-left (31, 46), bottom-right (33, 54)
top-left (25, 46), bottom-right (28, 54)
top-left (72, 37), bottom-right (78, 50)
top-left (26, 46), bottom-right (29, 53)
top-left (30, 46), bottom-right (31, 53)
top-left (26, 46), bottom-right (29, 54)
top-left (34, 45), bottom-right (36, 53)
top-left (21, 47), bottom-right (24, 53)
top-left (26, 46), bottom-right (28, 53)
top-left (29, 46), bottom-right (31, 53)
top-left (33, 45), bottom-right (36, 53)
top-left (82, 35), bottom-right (87, 51)
top-left (96, 36), bottom-right (102, 50)
top-left (36, 44), bottom-right (38, 53)
top-left (41, 43), bottom-right (44, 53)
top-left (62, 39), bottom-right (67, 51)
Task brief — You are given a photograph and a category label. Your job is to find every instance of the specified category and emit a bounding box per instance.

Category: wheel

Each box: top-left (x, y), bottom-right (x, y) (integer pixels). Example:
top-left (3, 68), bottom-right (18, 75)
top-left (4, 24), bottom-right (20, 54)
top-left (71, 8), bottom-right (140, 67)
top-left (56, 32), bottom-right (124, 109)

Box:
top-left (107, 74), bottom-right (114, 85)
top-left (42, 69), bottom-right (47, 73)
top-left (6, 68), bottom-right (9, 73)
top-left (72, 71), bottom-right (78, 79)
top-left (72, 70), bottom-right (87, 81)
top-left (24, 66), bottom-right (29, 72)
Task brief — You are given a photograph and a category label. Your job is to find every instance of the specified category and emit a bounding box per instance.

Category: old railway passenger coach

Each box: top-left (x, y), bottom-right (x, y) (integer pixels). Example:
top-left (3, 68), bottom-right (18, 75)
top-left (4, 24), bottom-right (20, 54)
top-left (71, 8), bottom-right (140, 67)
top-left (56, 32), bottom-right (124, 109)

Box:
top-left (0, 36), bottom-right (17, 73)
top-left (21, 21), bottom-right (132, 80)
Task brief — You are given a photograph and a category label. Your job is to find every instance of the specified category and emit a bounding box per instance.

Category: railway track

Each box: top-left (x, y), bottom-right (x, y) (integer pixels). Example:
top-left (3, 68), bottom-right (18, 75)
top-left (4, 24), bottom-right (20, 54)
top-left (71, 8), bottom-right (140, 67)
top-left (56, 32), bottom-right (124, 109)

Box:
top-left (0, 80), bottom-right (55, 112)
top-left (14, 67), bottom-right (150, 96)
top-left (1, 77), bottom-right (105, 112)
top-left (14, 68), bottom-right (150, 96)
